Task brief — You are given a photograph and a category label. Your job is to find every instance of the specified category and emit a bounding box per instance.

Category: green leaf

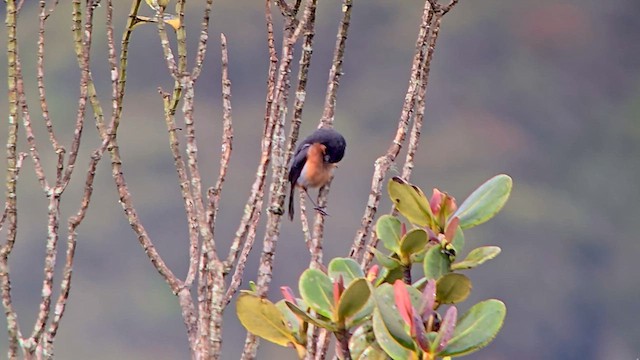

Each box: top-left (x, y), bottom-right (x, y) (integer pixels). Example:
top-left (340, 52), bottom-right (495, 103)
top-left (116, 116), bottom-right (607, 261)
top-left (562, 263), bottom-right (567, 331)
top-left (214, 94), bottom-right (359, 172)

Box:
top-left (376, 265), bottom-right (404, 286)
top-left (349, 323), bottom-right (375, 359)
top-left (372, 308), bottom-right (416, 360)
top-left (436, 273), bottom-right (472, 304)
top-left (337, 279), bottom-right (371, 322)
top-left (372, 248), bottom-right (403, 269)
top-left (349, 323), bottom-right (388, 360)
top-left (328, 257), bottom-right (365, 286)
top-left (451, 246), bottom-right (501, 270)
top-left (423, 246), bottom-right (451, 281)
top-left (388, 177), bottom-right (435, 227)
top-left (451, 226), bottom-right (465, 254)
top-left (299, 269), bottom-right (334, 319)
top-left (453, 174), bottom-right (512, 230)
top-left (284, 301), bottom-right (338, 332)
top-left (440, 300), bottom-right (507, 356)
top-left (346, 295), bottom-right (374, 329)
top-left (236, 292), bottom-right (297, 347)
top-left (376, 215), bottom-right (403, 253)
top-left (373, 285), bottom-right (418, 352)
top-left (358, 344), bottom-right (390, 360)
top-left (399, 229), bottom-right (428, 263)
top-left (276, 299), bottom-right (302, 338)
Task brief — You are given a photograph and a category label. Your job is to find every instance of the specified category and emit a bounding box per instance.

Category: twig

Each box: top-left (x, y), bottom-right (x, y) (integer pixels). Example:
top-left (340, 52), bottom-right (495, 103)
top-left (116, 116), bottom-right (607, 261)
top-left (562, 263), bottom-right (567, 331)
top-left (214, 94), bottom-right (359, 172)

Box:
top-left (191, 0), bottom-right (214, 81)
top-left (349, 0), bottom-right (433, 260)
top-left (299, 194), bottom-right (313, 255)
top-left (208, 33), bottom-right (234, 239)
top-left (400, 16), bottom-right (443, 181)
top-left (306, 0), bottom-right (353, 299)
top-left (105, 2), bottom-right (183, 296)
top-left (320, 0), bottom-right (353, 127)
top-left (45, 138), bottom-right (109, 356)
top-left (36, 0), bottom-right (64, 161)
top-left (156, 6), bottom-right (179, 79)
top-left (222, 0), bottom-right (278, 274)
top-left (204, 32), bottom-right (235, 359)
top-left (161, 90), bottom-right (200, 288)
top-left (274, 0), bottom-right (300, 28)
top-left (252, 0), bottom-right (311, 296)
top-left (60, 0), bottom-right (97, 190)
top-left (113, 0), bottom-right (146, 130)
top-left (359, 233), bottom-right (378, 271)
top-left (314, 329), bottom-right (331, 360)
top-left (285, 0), bottom-right (317, 165)
top-left (15, 59), bottom-right (51, 193)
top-left (208, 259), bottom-right (226, 360)
top-left (305, 324), bottom-right (320, 360)
top-left (31, 4), bottom-right (100, 344)
top-left (241, 2), bottom-right (312, 358)
top-left (223, 211), bottom-right (260, 305)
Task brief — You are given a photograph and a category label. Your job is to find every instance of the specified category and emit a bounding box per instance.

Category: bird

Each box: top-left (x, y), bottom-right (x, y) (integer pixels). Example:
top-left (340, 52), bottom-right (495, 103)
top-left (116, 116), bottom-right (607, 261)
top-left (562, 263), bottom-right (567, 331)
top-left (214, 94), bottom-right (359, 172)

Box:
top-left (288, 128), bottom-right (346, 221)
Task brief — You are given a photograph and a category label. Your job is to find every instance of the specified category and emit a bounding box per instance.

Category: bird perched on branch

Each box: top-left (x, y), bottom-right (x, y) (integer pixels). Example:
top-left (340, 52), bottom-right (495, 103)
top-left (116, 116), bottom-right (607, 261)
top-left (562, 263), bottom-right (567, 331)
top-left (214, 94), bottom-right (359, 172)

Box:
top-left (288, 128), bottom-right (346, 221)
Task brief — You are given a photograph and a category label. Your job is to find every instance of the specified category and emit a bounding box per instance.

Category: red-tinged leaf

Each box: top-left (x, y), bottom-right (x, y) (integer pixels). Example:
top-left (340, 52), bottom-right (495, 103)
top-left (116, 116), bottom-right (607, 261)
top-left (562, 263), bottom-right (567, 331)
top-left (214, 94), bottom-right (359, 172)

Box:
top-left (436, 306), bottom-right (458, 352)
top-left (430, 188), bottom-right (443, 215)
top-left (443, 194), bottom-right (457, 216)
top-left (413, 311), bottom-right (430, 351)
top-left (419, 280), bottom-right (436, 317)
top-left (401, 222), bottom-right (407, 237)
top-left (367, 265), bottom-right (380, 283)
top-left (280, 286), bottom-right (296, 304)
top-left (393, 280), bottom-right (414, 331)
top-left (444, 217), bottom-right (459, 243)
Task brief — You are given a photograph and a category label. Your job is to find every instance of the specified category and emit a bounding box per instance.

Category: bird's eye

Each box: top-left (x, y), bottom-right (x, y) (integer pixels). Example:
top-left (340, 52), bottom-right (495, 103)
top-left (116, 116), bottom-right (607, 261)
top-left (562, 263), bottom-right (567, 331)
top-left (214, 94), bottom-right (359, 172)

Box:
top-left (323, 154), bottom-right (331, 162)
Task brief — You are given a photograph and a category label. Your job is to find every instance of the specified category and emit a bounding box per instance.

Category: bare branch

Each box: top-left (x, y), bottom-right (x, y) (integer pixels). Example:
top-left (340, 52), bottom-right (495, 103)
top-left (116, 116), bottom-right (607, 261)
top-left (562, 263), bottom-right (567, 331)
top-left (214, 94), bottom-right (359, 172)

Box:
top-left (44, 139), bottom-right (108, 355)
top-left (156, 7), bottom-right (180, 79)
top-left (105, 9), bottom-right (183, 298)
top-left (160, 90), bottom-right (200, 288)
top-left (359, 233), bottom-right (378, 271)
top-left (208, 260), bottom-right (226, 359)
top-left (2, 2), bottom-right (24, 356)
top-left (16, 58), bottom-right (51, 193)
top-left (37, 0), bottom-right (63, 158)
top-left (192, 0), bottom-right (214, 80)
top-left (320, 0), bottom-right (353, 127)
top-left (251, 0), bottom-right (312, 296)
top-left (197, 32), bottom-right (234, 358)
top-left (299, 194), bottom-right (312, 253)
top-left (401, 17), bottom-right (443, 181)
top-left (208, 33), bottom-right (234, 256)
top-left (224, 0), bottom-right (279, 272)
top-left (60, 0), bottom-right (96, 190)
top-left (285, 0), bottom-right (317, 177)
top-left (241, 1), bottom-right (315, 357)
top-left (224, 211), bottom-right (260, 305)
top-left (349, 0), bottom-right (434, 260)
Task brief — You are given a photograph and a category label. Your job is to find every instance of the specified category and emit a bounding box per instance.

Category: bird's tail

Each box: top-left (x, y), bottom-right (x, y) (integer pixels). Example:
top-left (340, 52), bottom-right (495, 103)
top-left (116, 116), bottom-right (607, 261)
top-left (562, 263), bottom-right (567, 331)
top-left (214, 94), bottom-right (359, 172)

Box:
top-left (288, 185), bottom-right (295, 221)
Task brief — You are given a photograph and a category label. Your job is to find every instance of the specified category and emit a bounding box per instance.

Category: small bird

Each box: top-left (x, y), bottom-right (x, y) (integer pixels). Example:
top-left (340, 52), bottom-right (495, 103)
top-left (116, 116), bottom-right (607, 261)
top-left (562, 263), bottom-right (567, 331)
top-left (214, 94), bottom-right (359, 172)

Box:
top-left (288, 128), bottom-right (347, 221)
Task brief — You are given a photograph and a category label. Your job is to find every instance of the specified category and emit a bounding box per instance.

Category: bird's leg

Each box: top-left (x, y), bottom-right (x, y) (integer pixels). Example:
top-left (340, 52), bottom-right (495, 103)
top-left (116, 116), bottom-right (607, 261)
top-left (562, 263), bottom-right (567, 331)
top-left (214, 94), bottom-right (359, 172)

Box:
top-left (303, 189), bottom-right (328, 216)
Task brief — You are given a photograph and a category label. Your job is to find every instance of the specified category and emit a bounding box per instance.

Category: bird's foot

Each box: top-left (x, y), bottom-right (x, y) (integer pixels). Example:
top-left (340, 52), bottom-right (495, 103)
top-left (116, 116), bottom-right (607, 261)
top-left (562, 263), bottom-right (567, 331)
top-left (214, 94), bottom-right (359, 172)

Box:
top-left (313, 206), bottom-right (329, 217)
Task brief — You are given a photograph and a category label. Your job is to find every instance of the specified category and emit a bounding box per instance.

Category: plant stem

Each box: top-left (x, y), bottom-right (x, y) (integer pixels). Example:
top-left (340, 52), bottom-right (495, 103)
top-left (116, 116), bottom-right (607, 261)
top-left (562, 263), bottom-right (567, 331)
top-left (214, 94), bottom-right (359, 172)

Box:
top-left (334, 328), bottom-right (352, 360)
top-left (403, 264), bottom-right (412, 284)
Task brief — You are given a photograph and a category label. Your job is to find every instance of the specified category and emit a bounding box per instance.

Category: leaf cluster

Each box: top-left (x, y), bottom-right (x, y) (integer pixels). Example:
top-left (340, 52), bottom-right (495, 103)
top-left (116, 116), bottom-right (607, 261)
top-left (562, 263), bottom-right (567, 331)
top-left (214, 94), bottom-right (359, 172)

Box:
top-left (237, 174), bottom-right (512, 359)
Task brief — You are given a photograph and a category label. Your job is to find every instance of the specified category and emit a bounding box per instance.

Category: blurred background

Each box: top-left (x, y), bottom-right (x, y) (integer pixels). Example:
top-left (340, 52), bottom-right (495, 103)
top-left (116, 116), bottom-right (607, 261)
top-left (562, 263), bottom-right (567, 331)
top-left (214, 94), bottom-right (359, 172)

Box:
top-left (1, 0), bottom-right (639, 359)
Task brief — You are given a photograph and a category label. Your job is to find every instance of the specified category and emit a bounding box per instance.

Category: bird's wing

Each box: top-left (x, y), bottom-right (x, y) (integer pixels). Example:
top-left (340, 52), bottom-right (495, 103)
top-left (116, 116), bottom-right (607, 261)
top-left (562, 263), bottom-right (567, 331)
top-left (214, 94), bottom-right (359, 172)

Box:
top-left (288, 143), bottom-right (310, 184)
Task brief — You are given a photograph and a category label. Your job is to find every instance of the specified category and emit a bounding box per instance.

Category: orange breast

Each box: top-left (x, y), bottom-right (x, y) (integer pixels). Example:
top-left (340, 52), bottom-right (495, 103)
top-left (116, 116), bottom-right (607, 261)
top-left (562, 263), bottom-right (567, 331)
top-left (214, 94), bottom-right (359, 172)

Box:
top-left (298, 143), bottom-right (335, 188)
